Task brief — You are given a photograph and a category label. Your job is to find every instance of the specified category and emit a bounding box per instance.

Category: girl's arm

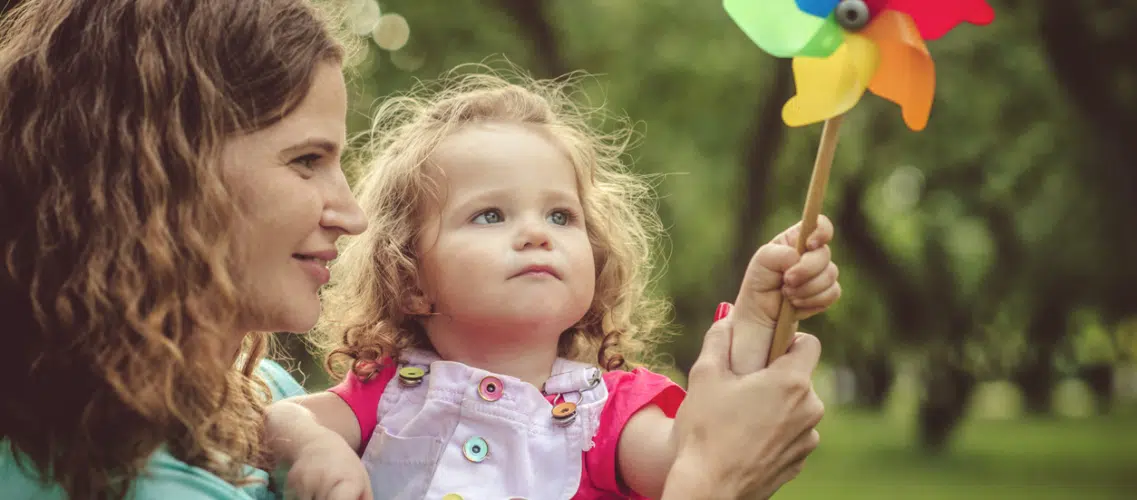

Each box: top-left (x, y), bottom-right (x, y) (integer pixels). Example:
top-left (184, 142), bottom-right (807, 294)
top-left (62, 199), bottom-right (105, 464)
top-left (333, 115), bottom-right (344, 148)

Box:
top-left (616, 405), bottom-right (678, 499)
top-left (264, 393), bottom-right (372, 500)
top-left (264, 392), bottom-right (363, 462)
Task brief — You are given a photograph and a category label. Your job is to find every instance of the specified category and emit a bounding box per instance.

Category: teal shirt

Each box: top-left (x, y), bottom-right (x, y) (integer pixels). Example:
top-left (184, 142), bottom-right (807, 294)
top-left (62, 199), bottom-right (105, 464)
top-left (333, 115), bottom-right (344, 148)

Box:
top-left (0, 359), bottom-right (306, 500)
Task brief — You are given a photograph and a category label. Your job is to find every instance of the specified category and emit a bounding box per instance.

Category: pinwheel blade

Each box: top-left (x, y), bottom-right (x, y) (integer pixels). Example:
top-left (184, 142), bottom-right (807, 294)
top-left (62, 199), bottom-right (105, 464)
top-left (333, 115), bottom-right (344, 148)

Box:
top-left (799, 16), bottom-right (846, 58)
top-left (879, 0), bottom-right (995, 40)
top-left (795, 0), bottom-right (840, 18)
top-left (725, 0), bottom-right (843, 58)
top-left (783, 34), bottom-right (879, 126)
top-left (862, 10), bottom-right (935, 130)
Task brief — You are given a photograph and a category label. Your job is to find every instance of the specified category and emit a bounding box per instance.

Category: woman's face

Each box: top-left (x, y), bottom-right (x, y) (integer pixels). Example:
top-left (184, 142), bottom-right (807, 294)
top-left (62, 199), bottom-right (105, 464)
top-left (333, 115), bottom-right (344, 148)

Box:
top-left (221, 62), bottom-right (366, 334)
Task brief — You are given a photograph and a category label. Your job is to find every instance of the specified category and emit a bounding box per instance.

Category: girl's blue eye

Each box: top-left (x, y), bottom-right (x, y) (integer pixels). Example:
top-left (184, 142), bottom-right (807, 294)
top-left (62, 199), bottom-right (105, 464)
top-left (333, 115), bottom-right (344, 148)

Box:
top-left (473, 209), bottom-right (504, 224)
top-left (549, 209), bottom-right (580, 226)
top-left (548, 210), bottom-right (571, 225)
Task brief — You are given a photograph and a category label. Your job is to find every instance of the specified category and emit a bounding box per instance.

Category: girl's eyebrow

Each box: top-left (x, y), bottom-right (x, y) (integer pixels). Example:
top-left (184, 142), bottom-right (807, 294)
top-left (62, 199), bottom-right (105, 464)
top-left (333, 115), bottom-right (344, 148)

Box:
top-left (450, 187), bottom-right (580, 214)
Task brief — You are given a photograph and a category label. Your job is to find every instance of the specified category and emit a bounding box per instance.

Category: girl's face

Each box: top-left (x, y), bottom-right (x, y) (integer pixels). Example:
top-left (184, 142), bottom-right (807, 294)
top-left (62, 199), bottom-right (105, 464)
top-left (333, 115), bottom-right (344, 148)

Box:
top-left (416, 122), bottom-right (596, 349)
top-left (221, 62), bottom-right (367, 335)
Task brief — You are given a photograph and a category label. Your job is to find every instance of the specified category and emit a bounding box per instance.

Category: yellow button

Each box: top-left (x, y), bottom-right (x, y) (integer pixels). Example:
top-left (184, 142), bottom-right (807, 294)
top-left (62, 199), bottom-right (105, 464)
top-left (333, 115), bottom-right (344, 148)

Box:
top-left (397, 366), bottom-right (426, 387)
top-left (398, 366), bottom-right (425, 380)
top-left (552, 401), bottom-right (577, 419)
top-left (442, 495), bottom-right (463, 500)
top-left (552, 401), bottom-right (578, 426)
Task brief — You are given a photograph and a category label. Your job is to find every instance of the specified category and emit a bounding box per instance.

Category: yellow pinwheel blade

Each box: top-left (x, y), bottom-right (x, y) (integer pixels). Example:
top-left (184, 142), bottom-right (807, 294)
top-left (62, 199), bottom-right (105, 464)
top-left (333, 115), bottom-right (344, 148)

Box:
top-left (783, 34), bottom-right (880, 127)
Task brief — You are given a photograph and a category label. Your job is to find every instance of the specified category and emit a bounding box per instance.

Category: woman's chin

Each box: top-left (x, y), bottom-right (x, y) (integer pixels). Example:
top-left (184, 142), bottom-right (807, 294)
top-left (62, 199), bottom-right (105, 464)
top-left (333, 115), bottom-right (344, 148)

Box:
top-left (269, 305), bottom-right (321, 334)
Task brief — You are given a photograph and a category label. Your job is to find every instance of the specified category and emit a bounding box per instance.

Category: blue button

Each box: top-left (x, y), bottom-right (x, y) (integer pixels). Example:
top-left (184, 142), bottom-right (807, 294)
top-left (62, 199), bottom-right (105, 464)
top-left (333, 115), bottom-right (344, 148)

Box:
top-left (463, 436), bottom-right (489, 463)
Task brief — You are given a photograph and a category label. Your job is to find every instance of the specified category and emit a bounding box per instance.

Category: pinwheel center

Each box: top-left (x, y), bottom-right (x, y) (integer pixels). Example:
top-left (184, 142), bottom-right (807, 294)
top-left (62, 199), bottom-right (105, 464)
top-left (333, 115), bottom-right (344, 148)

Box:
top-left (835, 0), bottom-right (871, 31)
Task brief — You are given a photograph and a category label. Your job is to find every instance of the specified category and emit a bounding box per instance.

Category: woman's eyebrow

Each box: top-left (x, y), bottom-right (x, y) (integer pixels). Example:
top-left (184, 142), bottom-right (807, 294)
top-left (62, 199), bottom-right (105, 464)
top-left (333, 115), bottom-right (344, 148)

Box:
top-left (281, 137), bottom-right (340, 156)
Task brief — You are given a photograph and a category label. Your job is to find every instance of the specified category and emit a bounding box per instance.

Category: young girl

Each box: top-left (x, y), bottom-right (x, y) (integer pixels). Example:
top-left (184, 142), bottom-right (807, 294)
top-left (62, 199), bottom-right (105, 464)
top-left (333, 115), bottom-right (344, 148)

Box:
top-left (265, 68), bottom-right (840, 500)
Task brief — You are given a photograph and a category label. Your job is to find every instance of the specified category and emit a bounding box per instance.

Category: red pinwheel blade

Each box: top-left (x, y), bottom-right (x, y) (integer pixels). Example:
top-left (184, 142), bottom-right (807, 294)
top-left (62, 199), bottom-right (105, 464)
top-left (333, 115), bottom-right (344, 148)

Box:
top-left (878, 0), bottom-right (995, 40)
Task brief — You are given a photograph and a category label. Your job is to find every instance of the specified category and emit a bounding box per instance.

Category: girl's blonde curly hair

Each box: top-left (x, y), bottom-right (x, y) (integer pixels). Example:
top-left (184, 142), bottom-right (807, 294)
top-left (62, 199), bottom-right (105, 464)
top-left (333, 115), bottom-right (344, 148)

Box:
top-left (313, 63), bottom-right (672, 380)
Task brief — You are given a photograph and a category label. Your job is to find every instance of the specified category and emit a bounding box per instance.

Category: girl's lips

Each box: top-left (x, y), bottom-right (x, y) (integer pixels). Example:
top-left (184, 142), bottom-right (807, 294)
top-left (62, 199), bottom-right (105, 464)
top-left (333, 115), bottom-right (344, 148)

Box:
top-left (513, 264), bottom-right (560, 279)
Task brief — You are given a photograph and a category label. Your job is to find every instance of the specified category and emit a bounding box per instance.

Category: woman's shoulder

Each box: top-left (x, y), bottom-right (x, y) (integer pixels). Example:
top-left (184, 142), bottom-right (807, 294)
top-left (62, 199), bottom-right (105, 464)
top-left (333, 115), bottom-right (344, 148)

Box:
top-left (0, 440), bottom-right (68, 500)
top-left (255, 357), bottom-right (307, 401)
top-left (129, 449), bottom-right (276, 500)
top-left (0, 358), bottom-right (303, 500)
top-left (119, 355), bottom-right (305, 499)
top-left (0, 442), bottom-right (271, 500)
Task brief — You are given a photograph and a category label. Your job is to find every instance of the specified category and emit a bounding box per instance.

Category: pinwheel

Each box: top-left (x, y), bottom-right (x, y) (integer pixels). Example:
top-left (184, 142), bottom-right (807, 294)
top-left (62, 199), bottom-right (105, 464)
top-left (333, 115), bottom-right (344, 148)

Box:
top-left (723, 0), bottom-right (994, 366)
top-left (725, 0), bottom-right (994, 130)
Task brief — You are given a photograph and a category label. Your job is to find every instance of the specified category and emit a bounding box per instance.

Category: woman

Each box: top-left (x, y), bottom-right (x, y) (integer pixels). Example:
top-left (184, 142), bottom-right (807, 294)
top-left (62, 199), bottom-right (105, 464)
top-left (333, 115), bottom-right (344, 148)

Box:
top-left (0, 1), bottom-right (823, 499)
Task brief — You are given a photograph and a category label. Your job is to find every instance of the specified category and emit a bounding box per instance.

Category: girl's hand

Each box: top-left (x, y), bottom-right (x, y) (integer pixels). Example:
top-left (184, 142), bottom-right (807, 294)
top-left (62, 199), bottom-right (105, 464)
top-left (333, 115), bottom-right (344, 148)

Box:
top-left (283, 434), bottom-right (373, 500)
top-left (730, 215), bottom-right (840, 373)
top-left (741, 215), bottom-right (840, 326)
top-left (769, 216), bottom-right (841, 320)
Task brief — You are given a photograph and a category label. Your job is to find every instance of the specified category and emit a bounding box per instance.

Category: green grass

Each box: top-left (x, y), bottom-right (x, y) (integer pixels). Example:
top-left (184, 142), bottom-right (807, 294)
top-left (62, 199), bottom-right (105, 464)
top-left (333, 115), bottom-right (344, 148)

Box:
top-left (776, 409), bottom-right (1137, 500)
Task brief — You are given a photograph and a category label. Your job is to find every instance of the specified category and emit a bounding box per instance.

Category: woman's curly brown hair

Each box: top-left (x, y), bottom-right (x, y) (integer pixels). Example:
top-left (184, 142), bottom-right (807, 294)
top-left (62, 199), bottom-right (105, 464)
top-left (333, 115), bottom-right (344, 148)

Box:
top-left (0, 0), bottom-right (345, 498)
top-left (313, 63), bottom-right (673, 381)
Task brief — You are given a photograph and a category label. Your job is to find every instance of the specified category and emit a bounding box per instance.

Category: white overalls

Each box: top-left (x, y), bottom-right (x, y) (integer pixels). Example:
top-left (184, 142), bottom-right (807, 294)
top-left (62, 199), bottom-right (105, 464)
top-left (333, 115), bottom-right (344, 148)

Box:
top-left (363, 350), bottom-right (608, 500)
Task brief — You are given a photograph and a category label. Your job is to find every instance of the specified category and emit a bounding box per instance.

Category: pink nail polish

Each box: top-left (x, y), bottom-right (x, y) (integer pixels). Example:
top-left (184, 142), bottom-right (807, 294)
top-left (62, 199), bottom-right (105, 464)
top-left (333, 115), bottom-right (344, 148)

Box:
top-left (714, 302), bottom-right (732, 321)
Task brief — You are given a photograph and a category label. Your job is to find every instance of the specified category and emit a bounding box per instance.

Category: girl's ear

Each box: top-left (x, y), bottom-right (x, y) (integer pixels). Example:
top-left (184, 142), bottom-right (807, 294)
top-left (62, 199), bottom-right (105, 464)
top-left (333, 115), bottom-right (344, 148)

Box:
top-left (405, 270), bottom-right (434, 315)
top-left (405, 289), bottom-right (433, 315)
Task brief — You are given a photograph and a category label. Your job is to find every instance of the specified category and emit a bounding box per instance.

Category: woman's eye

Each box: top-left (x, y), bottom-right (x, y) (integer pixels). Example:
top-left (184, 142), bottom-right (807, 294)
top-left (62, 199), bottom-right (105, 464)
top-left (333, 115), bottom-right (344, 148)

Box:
top-left (472, 209), bottom-right (504, 224)
top-left (291, 153), bottom-right (322, 169)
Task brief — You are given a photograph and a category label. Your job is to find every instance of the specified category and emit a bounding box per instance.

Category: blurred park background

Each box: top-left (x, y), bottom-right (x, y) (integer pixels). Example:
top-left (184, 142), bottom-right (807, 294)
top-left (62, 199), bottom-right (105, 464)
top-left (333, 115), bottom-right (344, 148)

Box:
top-left (315, 0), bottom-right (1137, 498)
top-left (317, 1), bottom-right (1137, 497)
top-left (8, 0), bottom-right (1134, 497)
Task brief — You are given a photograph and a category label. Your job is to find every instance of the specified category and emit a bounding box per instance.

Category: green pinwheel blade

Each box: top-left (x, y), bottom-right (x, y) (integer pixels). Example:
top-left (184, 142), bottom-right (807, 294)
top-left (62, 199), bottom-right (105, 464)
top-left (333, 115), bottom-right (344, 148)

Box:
top-left (724, 0), bottom-right (843, 58)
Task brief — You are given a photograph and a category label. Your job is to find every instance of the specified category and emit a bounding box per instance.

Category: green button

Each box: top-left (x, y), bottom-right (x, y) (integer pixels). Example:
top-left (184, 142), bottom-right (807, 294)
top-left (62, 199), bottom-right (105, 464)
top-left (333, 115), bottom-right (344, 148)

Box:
top-left (398, 366), bottom-right (425, 380)
top-left (463, 436), bottom-right (489, 463)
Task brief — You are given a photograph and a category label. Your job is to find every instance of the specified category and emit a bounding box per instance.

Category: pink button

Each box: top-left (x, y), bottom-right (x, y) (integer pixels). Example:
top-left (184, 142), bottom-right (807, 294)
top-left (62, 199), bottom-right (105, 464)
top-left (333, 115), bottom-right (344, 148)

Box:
top-left (478, 376), bottom-right (503, 401)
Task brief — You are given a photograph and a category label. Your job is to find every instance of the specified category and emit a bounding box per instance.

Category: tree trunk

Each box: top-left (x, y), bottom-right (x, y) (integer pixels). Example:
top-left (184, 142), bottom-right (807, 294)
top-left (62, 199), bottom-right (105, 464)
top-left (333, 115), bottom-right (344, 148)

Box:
top-left (670, 60), bottom-right (793, 374)
top-left (727, 59), bottom-right (793, 289)
top-left (1080, 363), bottom-right (1115, 414)
top-left (493, 0), bottom-right (568, 78)
top-left (1011, 283), bottom-right (1071, 415)
top-left (849, 354), bottom-right (895, 410)
top-left (1011, 348), bottom-right (1055, 415)
top-left (917, 358), bottom-right (977, 452)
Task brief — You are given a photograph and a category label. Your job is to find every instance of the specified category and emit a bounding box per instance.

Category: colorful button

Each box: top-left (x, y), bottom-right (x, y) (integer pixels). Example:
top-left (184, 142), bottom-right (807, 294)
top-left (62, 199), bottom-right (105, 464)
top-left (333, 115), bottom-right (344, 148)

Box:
top-left (442, 495), bottom-right (463, 500)
top-left (552, 401), bottom-right (577, 426)
top-left (463, 436), bottom-right (489, 462)
top-left (397, 366), bottom-right (426, 387)
top-left (478, 376), bottom-right (503, 401)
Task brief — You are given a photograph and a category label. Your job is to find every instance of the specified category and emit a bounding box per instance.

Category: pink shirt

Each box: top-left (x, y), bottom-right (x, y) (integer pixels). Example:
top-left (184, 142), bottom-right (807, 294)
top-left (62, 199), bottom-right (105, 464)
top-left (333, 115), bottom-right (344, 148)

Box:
top-left (330, 356), bottom-right (685, 499)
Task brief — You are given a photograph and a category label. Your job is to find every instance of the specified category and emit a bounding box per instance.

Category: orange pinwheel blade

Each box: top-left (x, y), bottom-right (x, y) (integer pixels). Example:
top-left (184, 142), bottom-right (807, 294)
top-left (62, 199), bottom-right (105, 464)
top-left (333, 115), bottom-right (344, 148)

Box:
top-left (783, 34), bottom-right (879, 127)
top-left (862, 10), bottom-right (935, 131)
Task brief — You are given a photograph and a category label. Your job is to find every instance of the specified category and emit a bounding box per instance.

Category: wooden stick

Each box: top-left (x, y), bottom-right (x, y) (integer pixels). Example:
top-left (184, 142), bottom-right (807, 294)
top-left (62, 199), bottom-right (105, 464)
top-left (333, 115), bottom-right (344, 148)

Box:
top-left (766, 114), bottom-right (844, 365)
